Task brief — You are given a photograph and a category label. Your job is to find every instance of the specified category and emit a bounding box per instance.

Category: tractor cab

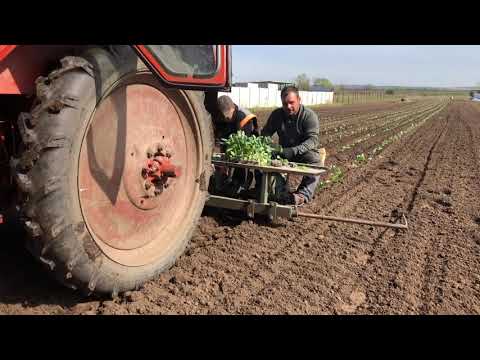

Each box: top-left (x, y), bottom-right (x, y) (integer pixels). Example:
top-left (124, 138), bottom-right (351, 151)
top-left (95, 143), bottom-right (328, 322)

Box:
top-left (133, 45), bottom-right (231, 91)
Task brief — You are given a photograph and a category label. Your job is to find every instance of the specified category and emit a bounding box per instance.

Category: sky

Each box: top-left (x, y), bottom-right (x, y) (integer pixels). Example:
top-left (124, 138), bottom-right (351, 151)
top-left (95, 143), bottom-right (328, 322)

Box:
top-left (232, 46), bottom-right (480, 88)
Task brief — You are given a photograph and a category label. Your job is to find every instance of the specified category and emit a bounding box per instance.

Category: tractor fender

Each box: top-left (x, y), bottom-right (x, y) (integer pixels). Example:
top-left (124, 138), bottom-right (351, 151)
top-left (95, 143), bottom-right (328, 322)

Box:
top-left (0, 45), bottom-right (88, 95)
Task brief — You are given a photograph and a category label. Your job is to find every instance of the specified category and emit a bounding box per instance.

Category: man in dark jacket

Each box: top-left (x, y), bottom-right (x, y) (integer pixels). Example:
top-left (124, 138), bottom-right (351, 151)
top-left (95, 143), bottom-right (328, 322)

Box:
top-left (261, 86), bottom-right (321, 205)
top-left (215, 95), bottom-right (259, 147)
top-left (212, 96), bottom-right (259, 196)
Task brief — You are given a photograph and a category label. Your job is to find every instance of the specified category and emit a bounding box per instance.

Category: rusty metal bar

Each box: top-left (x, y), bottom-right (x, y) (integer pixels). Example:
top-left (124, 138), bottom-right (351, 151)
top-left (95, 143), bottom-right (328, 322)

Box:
top-left (206, 195), bottom-right (295, 220)
top-left (295, 212), bottom-right (408, 230)
top-left (259, 172), bottom-right (269, 204)
top-left (211, 158), bottom-right (325, 176)
top-left (290, 162), bottom-right (329, 171)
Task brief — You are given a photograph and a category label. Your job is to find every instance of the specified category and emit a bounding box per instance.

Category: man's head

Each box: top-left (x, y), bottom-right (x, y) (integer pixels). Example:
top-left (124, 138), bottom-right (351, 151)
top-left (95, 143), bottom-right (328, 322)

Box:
top-left (280, 86), bottom-right (301, 117)
top-left (217, 95), bottom-right (236, 122)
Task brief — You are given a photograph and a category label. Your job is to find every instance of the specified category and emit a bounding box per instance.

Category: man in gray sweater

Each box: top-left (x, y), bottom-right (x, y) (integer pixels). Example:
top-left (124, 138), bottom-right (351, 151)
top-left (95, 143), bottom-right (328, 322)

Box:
top-left (261, 86), bottom-right (322, 206)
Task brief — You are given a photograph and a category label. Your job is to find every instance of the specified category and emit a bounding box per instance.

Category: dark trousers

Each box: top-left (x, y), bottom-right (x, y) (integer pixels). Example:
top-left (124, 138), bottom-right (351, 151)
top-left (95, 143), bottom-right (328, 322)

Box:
top-left (291, 151), bottom-right (321, 202)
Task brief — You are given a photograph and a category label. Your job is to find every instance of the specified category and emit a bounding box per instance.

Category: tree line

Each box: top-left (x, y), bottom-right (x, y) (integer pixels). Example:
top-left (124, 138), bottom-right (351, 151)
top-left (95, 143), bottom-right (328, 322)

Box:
top-left (294, 74), bottom-right (375, 92)
top-left (294, 74), bottom-right (333, 90)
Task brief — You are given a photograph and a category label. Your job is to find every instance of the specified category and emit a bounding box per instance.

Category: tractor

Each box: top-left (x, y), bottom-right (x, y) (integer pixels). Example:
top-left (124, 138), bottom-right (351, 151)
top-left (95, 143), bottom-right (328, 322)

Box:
top-left (0, 45), bottom-right (230, 296)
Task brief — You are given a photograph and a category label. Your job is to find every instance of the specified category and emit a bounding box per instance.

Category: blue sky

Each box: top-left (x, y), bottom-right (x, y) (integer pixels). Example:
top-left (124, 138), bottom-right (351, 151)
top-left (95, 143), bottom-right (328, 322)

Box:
top-left (232, 46), bottom-right (480, 88)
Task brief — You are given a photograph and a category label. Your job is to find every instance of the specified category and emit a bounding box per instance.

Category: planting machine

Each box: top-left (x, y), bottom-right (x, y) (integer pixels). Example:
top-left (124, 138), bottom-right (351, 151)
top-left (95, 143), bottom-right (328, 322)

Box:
top-left (207, 154), bottom-right (408, 229)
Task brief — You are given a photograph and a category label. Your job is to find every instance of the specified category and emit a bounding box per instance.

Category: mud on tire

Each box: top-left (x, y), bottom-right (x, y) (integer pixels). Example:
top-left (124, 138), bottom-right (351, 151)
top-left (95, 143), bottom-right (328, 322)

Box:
top-left (12, 46), bottom-right (213, 296)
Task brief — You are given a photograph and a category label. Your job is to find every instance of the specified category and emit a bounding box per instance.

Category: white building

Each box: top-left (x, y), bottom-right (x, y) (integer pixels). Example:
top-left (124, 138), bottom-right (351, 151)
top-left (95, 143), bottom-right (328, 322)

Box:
top-left (218, 82), bottom-right (334, 109)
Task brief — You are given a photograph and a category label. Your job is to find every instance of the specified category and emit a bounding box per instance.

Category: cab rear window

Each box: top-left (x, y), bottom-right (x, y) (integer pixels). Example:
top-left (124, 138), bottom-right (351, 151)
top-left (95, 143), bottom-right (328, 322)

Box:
top-left (144, 45), bottom-right (218, 78)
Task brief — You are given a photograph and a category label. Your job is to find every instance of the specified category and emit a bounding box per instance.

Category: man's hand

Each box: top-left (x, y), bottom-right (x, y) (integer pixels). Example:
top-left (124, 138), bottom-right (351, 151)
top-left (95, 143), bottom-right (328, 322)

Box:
top-left (271, 144), bottom-right (283, 158)
top-left (271, 144), bottom-right (282, 152)
top-left (281, 147), bottom-right (294, 160)
top-left (271, 144), bottom-right (294, 160)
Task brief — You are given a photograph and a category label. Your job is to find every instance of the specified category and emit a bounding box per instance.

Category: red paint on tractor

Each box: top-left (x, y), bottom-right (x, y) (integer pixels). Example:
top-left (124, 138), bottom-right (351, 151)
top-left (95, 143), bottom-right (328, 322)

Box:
top-left (144, 156), bottom-right (180, 180)
top-left (0, 45), bottom-right (17, 62)
top-left (0, 45), bottom-right (82, 95)
top-left (142, 155), bottom-right (181, 197)
top-left (0, 45), bottom-right (229, 95)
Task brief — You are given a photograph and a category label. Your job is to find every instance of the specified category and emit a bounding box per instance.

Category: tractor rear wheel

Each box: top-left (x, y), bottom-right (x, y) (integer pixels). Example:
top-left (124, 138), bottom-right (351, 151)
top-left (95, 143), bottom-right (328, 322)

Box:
top-left (13, 46), bottom-right (213, 296)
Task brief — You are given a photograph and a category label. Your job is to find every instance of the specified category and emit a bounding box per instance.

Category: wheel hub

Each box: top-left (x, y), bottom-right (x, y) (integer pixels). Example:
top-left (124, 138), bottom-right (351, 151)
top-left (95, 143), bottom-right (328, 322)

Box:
top-left (141, 144), bottom-right (181, 199)
top-left (120, 141), bottom-right (182, 210)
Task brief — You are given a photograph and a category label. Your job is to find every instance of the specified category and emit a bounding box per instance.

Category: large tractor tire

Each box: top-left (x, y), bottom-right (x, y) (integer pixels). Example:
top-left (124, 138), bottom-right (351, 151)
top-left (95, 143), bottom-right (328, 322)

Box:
top-left (12, 46), bottom-right (213, 296)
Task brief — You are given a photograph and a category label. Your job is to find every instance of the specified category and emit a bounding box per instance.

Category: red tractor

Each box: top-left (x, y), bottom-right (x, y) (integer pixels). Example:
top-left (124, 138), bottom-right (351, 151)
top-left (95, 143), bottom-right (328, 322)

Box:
top-left (0, 45), bottom-right (230, 296)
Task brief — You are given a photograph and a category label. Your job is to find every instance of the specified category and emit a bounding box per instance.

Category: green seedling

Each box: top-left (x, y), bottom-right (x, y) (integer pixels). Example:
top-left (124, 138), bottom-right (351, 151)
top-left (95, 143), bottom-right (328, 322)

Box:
top-left (225, 131), bottom-right (273, 166)
top-left (355, 153), bottom-right (367, 164)
top-left (330, 165), bottom-right (344, 183)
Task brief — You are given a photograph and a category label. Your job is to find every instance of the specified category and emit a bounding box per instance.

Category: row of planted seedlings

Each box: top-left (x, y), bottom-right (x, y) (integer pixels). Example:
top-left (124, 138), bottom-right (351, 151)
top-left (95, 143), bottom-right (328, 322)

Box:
top-left (346, 99), bottom-right (449, 166)
top-left (335, 101), bottom-right (446, 154)
top-left (380, 99), bottom-right (447, 133)
top-left (313, 99), bottom-right (425, 143)
top-left (321, 110), bottom-right (405, 144)
top-left (367, 100), bottom-right (448, 157)
top-left (316, 102), bottom-right (410, 130)
top-left (320, 105), bottom-right (426, 155)
top-left (313, 100), bottom-right (404, 122)
top-left (348, 100), bottom-right (442, 135)
top-left (315, 99), bottom-right (449, 191)
top-left (320, 100), bottom-right (434, 143)
top-left (323, 106), bottom-right (430, 151)
top-left (321, 106), bottom-right (410, 134)
top-left (329, 99), bottom-right (446, 153)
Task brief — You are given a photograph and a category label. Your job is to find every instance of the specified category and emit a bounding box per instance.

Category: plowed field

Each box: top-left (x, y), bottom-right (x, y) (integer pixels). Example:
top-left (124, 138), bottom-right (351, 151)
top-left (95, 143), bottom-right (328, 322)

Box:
top-left (1, 99), bottom-right (479, 315)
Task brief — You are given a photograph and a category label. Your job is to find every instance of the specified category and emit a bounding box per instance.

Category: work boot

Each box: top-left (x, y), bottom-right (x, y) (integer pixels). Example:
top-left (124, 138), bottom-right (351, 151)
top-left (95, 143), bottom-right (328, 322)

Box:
top-left (293, 193), bottom-right (306, 206)
top-left (278, 192), bottom-right (305, 206)
top-left (276, 191), bottom-right (292, 205)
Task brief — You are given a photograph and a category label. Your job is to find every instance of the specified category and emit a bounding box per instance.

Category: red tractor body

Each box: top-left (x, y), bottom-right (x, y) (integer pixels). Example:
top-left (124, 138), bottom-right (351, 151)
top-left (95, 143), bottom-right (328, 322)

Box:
top-left (0, 45), bottom-right (231, 94)
top-left (0, 45), bottom-right (230, 295)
